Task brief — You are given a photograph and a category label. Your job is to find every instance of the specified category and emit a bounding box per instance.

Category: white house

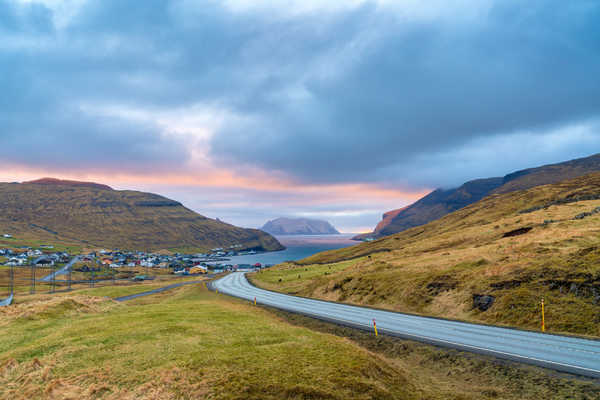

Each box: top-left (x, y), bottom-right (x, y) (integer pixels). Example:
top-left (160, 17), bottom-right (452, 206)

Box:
top-left (2, 234), bottom-right (12, 238)
top-left (6, 257), bottom-right (24, 266)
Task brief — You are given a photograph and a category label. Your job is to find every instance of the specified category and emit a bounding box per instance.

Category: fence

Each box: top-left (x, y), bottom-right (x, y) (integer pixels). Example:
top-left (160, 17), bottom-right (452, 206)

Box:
top-left (0, 263), bottom-right (162, 303)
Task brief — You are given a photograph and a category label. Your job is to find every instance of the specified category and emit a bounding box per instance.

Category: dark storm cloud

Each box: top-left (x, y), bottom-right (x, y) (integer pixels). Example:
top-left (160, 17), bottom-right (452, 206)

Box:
top-left (1, 0), bottom-right (369, 173)
top-left (0, 0), bottom-right (192, 171)
top-left (210, 0), bottom-right (600, 186)
top-left (1, 0), bottom-right (599, 186)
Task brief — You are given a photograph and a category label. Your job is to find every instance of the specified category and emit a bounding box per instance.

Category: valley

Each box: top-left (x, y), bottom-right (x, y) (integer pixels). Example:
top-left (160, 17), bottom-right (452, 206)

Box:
top-left (251, 173), bottom-right (600, 337)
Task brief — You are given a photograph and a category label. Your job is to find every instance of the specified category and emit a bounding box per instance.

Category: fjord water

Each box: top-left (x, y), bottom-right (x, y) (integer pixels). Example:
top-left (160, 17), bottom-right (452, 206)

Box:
top-left (228, 234), bottom-right (357, 265)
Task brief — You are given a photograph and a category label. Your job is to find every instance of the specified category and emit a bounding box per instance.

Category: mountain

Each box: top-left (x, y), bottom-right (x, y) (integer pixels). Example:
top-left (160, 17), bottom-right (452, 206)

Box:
top-left (251, 171), bottom-right (600, 336)
top-left (0, 179), bottom-right (283, 252)
top-left (25, 177), bottom-right (113, 191)
top-left (356, 153), bottom-right (600, 240)
top-left (261, 217), bottom-right (340, 235)
top-left (353, 207), bottom-right (408, 240)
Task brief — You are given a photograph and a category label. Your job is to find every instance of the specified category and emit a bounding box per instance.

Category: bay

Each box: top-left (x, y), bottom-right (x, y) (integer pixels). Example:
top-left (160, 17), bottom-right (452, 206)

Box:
top-left (226, 234), bottom-right (358, 266)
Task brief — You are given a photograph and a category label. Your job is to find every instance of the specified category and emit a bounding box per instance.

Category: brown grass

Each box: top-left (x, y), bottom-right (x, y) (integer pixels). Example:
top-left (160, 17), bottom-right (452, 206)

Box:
top-left (0, 182), bottom-right (283, 252)
top-left (251, 173), bottom-right (600, 336)
top-left (0, 282), bottom-right (598, 399)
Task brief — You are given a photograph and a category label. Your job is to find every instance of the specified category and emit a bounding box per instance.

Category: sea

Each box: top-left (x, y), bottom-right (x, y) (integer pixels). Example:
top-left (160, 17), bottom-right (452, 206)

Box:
top-left (226, 234), bottom-right (358, 266)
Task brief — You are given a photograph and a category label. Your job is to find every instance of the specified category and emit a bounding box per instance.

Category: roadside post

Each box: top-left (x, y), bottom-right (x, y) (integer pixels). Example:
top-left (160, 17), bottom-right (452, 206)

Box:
top-left (541, 298), bottom-right (545, 332)
top-left (68, 265), bottom-right (72, 291)
top-left (373, 318), bottom-right (378, 337)
top-left (254, 297), bottom-right (257, 305)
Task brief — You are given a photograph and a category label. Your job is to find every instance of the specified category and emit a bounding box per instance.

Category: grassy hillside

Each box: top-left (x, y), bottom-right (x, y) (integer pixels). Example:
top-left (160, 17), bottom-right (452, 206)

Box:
top-left (358, 153), bottom-right (600, 239)
top-left (251, 172), bottom-right (600, 336)
top-left (0, 180), bottom-right (283, 253)
top-left (0, 283), bottom-right (596, 399)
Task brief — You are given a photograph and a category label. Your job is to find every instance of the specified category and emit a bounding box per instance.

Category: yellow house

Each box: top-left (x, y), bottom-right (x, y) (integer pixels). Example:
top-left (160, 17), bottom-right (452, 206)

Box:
top-left (189, 266), bottom-right (207, 274)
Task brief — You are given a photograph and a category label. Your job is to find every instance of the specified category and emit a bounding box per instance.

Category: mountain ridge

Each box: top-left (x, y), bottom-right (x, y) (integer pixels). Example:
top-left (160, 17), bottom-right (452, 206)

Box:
top-left (25, 177), bottom-right (113, 191)
top-left (0, 179), bottom-right (283, 252)
top-left (356, 153), bottom-right (600, 240)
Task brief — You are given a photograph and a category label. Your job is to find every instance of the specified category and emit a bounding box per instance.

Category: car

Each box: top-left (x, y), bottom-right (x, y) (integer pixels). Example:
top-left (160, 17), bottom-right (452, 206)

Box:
top-left (132, 275), bottom-right (154, 281)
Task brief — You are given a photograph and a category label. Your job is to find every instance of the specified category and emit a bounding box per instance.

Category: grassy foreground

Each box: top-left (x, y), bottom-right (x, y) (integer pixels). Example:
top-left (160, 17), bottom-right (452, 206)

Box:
top-left (0, 283), bottom-right (598, 399)
top-left (0, 284), bottom-right (411, 399)
top-left (250, 173), bottom-right (600, 337)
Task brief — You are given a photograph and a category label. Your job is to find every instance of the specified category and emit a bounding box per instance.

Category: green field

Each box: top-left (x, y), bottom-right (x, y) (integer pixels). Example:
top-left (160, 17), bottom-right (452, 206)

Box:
top-left (0, 282), bottom-right (597, 399)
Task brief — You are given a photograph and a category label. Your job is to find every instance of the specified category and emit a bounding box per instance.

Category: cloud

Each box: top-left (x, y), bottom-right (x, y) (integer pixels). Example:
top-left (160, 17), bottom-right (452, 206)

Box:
top-left (209, 0), bottom-right (600, 186)
top-left (2, 0), bottom-right (600, 230)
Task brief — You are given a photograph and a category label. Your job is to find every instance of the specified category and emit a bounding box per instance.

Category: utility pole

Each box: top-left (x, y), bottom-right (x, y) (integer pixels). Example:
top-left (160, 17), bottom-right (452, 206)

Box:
top-left (9, 263), bottom-right (14, 298)
top-left (51, 264), bottom-right (56, 293)
top-left (31, 263), bottom-right (36, 294)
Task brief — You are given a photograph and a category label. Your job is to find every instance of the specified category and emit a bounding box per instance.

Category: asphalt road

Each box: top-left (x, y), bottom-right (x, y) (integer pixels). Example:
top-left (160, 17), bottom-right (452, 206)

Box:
top-left (0, 294), bottom-right (13, 307)
top-left (40, 256), bottom-right (80, 282)
top-left (212, 272), bottom-right (600, 378)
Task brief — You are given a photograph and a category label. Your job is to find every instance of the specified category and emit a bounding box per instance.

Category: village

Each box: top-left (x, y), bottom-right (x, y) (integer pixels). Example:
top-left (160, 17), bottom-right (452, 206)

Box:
top-left (0, 239), bottom-right (271, 278)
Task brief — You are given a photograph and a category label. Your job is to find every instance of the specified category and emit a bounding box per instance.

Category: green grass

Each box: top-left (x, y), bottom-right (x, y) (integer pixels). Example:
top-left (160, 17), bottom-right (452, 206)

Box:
top-left (251, 260), bottom-right (355, 294)
top-left (0, 237), bottom-right (83, 254)
top-left (0, 284), bottom-right (596, 399)
top-left (0, 285), bottom-right (418, 399)
top-left (74, 277), bottom-right (204, 298)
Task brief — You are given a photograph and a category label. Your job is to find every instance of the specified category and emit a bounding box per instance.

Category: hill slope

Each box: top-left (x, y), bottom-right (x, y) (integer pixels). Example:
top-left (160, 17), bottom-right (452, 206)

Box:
top-left (25, 177), bottom-right (113, 191)
top-left (261, 217), bottom-right (340, 235)
top-left (357, 153), bottom-right (600, 240)
top-left (252, 172), bottom-right (600, 336)
top-left (0, 180), bottom-right (283, 252)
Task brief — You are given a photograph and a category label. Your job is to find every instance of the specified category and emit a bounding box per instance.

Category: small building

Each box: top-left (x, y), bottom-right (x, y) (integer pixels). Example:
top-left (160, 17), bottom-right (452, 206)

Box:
top-left (34, 257), bottom-right (54, 266)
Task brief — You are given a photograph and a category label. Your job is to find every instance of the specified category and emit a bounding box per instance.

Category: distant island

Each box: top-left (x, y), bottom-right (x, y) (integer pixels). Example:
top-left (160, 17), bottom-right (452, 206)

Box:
top-left (261, 217), bottom-right (340, 235)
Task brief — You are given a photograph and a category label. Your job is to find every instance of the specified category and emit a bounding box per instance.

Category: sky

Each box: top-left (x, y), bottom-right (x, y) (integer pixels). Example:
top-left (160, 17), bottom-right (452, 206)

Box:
top-left (1, 0), bottom-right (599, 233)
